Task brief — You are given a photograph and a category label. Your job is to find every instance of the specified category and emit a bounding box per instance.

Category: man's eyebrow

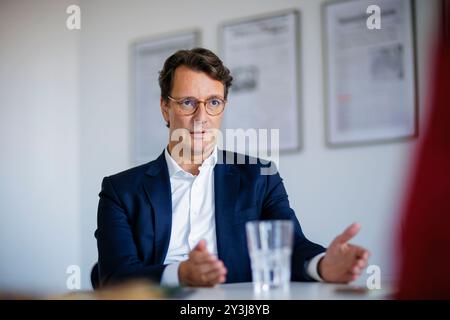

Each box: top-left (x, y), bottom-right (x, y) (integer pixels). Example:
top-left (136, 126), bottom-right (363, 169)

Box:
top-left (205, 94), bottom-right (225, 99)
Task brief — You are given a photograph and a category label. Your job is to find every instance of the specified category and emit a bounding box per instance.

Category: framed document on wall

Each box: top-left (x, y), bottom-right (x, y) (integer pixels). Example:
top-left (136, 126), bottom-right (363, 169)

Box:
top-left (220, 10), bottom-right (301, 153)
top-left (132, 31), bottom-right (200, 164)
top-left (323, 0), bottom-right (417, 147)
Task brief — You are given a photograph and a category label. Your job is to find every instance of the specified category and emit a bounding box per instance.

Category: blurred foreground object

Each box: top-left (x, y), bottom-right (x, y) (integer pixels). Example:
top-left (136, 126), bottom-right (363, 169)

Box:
top-left (0, 279), bottom-right (172, 300)
top-left (57, 279), bottom-right (167, 300)
top-left (396, 1), bottom-right (450, 299)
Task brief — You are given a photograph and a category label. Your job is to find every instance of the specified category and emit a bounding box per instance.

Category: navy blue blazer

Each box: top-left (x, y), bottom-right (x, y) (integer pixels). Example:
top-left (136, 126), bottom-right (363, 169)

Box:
top-left (95, 150), bottom-right (325, 287)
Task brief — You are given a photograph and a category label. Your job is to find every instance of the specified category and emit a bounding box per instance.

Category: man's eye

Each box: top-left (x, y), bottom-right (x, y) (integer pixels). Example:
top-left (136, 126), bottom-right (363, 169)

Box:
top-left (209, 99), bottom-right (221, 107)
top-left (181, 99), bottom-right (196, 107)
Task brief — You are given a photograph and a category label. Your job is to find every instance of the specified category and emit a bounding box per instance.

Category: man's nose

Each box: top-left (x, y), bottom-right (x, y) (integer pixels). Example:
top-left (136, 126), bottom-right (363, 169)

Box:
top-left (192, 101), bottom-right (209, 123)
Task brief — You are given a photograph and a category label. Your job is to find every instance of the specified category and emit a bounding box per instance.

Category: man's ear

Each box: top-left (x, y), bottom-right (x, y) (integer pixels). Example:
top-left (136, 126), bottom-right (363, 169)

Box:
top-left (160, 97), bottom-right (170, 124)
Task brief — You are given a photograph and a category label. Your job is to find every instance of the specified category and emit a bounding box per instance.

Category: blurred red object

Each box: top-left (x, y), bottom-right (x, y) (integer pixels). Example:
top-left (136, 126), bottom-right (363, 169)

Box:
top-left (396, 0), bottom-right (450, 299)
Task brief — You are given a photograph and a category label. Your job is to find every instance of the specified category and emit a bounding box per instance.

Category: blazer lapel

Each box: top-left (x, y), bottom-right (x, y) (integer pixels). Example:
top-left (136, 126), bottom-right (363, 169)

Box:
top-left (143, 151), bottom-right (172, 264)
top-left (214, 151), bottom-right (240, 267)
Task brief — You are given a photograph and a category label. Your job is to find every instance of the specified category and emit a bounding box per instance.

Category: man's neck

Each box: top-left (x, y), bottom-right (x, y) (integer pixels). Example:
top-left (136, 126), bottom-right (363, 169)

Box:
top-left (167, 143), bottom-right (215, 176)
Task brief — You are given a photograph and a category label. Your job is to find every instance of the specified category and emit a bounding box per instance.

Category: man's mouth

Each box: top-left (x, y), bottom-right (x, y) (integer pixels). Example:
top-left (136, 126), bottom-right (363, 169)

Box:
top-left (189, 130), bottom-right (206, 134)
top-left (190, 130), bottom-right (207, 138)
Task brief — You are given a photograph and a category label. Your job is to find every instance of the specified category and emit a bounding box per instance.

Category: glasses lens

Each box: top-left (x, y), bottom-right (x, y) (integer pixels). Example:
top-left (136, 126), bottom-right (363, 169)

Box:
top-left (178, 98), bottom-right (197, 114)
top-left (206, 98), bottom-right (225, 115)
top-left (173, 97), bottom-right (225, 115)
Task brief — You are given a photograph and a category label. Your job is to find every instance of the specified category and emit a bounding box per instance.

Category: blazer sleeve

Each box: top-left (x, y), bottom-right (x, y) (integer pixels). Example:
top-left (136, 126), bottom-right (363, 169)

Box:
top-left (261, 165), bottom-right (326, 281)
top-left (95, 176), bottom-right (166, 287)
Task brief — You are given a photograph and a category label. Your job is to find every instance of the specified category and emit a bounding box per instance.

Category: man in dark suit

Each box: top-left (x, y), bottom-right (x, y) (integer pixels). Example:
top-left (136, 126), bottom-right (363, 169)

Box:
top-left (95, 48), bottom-right (369, 288)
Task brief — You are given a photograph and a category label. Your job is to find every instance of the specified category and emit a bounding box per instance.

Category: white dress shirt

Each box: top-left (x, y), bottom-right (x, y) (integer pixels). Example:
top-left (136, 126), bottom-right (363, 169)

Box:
top-left (160, 147), bottom-right (324, 285)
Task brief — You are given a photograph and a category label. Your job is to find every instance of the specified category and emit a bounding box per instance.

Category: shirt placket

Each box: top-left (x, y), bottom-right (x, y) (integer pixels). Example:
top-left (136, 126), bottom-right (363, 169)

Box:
top-left (188, 173), bottom-right (201, 250)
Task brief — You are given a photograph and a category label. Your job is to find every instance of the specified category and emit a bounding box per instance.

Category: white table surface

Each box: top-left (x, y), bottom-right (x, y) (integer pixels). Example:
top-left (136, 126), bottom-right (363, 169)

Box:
top-left (186, 282), bottom-right (392, 300)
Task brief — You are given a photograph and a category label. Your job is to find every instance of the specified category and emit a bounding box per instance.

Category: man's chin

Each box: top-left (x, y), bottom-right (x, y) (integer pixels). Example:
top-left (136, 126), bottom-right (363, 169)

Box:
top-left (192, 142), bottom-right (214, 157)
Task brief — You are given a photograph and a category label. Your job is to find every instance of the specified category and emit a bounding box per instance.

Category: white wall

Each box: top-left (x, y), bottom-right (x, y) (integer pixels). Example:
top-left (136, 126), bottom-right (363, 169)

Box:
top-left (0, 0), bottom-right (81, 293)
top-left (0, 0), bottom-right (440, 292)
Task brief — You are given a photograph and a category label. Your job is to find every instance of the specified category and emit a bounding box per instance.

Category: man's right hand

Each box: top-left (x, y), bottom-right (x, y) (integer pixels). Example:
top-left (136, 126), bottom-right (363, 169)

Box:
top-left (178, 240), bottom-right (227, 287)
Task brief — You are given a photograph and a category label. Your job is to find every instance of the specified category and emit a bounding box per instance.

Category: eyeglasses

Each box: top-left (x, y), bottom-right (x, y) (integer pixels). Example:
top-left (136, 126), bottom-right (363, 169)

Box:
top-left (167, 95), bottom-right (226, 116)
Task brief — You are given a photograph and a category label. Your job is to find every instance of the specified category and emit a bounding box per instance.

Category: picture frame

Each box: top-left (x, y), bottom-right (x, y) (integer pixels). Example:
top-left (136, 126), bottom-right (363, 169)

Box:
top-left (322, 0), bottom-right (418, 147)
top-left (219, 10), bottom-right (301, 154)
top-left (131, 30), bottom-right (200, 164)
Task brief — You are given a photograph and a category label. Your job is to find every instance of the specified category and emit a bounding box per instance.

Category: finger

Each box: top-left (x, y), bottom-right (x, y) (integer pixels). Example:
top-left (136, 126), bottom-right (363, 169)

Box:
top-left (206, 254), bottom-right (219, 262)
top-left (337, 274), bottom-right (355, 284)
top-left (347, 256), bottom-right (367, 272)
top-left (194, 239), bottom-right (208, 252)
top-left (350, 274), bottom-right (359, 282)
top-left (359, 250), bottom-right (370, 260)
top-left (342, 271), bottom-right (359, 283)
top-left (203, 274), bottom-right (226, 286)
top-left (211, 275), bottom-right (226, 286)
top-left (350, 265), bottom-right (362, 276)
top-left (202, 268), bottom-right (227, 285)
top-left (190, 251), bottom-right (216, 265)
top-left (350, 245), bottom-right (370, 260)
top-left (197, 260), bottom-right (226, 274)
top-left (198, 253), bottom-right (219, 263)
top-left (357, 258), bottom-right (367, 269)
top-left (336, 223), bottom-right (361, 244)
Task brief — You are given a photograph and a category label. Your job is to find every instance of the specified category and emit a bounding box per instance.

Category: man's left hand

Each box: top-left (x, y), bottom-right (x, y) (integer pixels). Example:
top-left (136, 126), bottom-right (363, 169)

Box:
top-left (318, 223), bottom-right (370, 283)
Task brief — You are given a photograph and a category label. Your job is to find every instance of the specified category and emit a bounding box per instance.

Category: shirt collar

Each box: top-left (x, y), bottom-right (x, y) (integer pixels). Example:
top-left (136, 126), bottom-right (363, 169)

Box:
top-left (164, 145), bottom-right (218, 178)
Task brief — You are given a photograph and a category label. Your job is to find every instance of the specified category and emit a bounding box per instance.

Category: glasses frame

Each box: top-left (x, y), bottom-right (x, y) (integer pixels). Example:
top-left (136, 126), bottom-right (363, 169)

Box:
top-left (167, 95), bottom-right (227, 116)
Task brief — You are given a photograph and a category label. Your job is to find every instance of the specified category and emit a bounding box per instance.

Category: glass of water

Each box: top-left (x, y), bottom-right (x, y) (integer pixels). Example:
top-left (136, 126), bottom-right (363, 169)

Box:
top-left (245, 220), bottom-right (293, 294)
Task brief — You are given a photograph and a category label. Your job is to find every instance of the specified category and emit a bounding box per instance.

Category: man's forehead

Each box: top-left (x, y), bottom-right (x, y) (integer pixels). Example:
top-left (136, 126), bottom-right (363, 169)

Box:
top-left (172, 65), bottom-right (225, 96)
top-left (173, 65), bottom-right (214, 80)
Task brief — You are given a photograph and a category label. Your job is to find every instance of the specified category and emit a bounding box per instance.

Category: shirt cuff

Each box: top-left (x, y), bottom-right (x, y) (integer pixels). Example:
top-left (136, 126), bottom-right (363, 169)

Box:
top-left (160, 262), bottom-right (181, 286)
top-left (306, 252), bottom-right (326, 282)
